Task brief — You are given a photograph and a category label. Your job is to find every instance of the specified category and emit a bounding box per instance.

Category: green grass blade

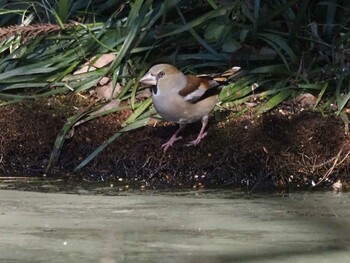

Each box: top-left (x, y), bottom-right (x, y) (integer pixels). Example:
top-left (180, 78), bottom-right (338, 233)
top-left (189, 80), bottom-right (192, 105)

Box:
top-left (175, 5), bottom-right (227, 61)
top-left (58, 0), bottom-right (69, 24)
top-left (52, 9), bottom-right (65, 29)
top-left (0, 65), bottom-right (58, 81)
top-left (250, 64), bottom-right (290, 74)
top-left (336, 80), bottom-right (350, 116)
top-left (158, 8), bottom-right (226, 38)
top-left (122, 97), bottom-right (152, 127)
top-left (257, 88), bottom-right (294, 114)
top-left (74, 116), bottom-right (151, 171)
top-left (45, 111), bottom-right (89, 172)
top-left (313, 82), bottom-right (328, 109)
top-left (260, 0), bottom-right (300, 26)
top-left (258, 33), bottom-right (297, 63)
top-left (108, 0), bottom-right (153, 74)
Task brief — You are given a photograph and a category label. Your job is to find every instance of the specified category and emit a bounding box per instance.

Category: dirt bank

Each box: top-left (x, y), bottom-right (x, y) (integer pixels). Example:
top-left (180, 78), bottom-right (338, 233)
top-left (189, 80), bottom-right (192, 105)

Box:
top-left (0, 95), bottom-right (349, 191)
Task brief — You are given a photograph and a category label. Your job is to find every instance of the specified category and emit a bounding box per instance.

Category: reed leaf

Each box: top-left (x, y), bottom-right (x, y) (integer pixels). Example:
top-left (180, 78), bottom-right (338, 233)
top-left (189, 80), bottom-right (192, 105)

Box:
top-left (74, 116), bottom-right (151, 171)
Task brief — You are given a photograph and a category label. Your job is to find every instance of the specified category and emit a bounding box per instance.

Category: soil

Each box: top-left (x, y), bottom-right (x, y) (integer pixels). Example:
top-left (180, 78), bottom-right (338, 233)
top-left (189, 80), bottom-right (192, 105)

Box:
top-left (0, 94), bottom-right (349, 191)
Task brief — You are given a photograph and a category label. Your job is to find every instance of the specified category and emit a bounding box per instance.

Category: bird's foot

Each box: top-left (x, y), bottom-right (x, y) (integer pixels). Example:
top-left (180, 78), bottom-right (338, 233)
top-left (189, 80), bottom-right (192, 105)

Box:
top-left (161, 136), bottom-right (182, 152)
top-left (186, 131), bottom-right (207, 147)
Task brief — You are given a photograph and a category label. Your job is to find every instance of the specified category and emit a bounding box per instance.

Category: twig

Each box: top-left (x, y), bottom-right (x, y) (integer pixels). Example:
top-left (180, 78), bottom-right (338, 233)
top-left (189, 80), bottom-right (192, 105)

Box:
top-left (312, 142), bottom-right (350, 188)
top-left (0, 23), bottom-right (76, 41)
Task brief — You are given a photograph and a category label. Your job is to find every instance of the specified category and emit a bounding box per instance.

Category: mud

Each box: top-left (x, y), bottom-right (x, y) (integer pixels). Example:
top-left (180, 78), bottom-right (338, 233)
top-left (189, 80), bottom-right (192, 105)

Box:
top-left (0, 95), bottom-right (349, 190)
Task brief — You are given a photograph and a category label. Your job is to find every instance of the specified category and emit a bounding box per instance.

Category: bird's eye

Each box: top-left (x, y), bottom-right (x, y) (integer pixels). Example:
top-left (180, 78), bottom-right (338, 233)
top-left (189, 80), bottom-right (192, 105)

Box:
top-left (158, 71), bottom-right (165, 78)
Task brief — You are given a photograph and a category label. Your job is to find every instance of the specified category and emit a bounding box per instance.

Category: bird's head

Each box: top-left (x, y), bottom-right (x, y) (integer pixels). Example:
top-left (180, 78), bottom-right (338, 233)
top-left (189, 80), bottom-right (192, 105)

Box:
top-left (140, 64), bottom-right (186, 93)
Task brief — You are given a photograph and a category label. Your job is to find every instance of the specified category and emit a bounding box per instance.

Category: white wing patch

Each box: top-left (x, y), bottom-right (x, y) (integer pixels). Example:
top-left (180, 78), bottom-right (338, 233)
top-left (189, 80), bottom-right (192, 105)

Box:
top-left (208, 79), bottom-right (219, 88)
top-left (184, 84), bottom-right (207, 102)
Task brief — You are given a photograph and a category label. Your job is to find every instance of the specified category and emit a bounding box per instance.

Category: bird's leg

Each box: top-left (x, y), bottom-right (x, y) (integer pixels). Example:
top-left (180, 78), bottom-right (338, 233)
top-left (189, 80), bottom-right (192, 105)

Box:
top-left (186, 116), bottom-right (208, 147)
top-left (162, 124), bottom-right (186, 152)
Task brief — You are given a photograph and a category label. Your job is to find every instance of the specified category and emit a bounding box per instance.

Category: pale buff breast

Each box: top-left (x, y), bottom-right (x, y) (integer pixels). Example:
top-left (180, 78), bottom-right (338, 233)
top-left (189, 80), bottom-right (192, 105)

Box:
top-left (152, 92), bottom-right (217, 124)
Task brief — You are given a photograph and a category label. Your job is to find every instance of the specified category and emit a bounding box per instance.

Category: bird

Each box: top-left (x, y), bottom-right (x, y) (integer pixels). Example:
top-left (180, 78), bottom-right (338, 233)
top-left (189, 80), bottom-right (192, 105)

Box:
top-left (139, 64), bottom-right (239, 151)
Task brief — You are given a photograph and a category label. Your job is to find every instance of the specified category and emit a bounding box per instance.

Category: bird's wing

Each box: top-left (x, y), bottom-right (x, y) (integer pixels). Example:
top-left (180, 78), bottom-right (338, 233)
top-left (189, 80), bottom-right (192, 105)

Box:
top-left (178, 75), bottom-right (211, 102)
top-left (178, 67), bottom-right (241, 102)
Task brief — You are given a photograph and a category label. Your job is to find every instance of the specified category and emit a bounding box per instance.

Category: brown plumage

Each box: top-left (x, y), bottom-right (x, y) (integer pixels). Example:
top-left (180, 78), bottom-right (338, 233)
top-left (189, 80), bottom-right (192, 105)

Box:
top-left (178, 75), bottom-right (210, 97)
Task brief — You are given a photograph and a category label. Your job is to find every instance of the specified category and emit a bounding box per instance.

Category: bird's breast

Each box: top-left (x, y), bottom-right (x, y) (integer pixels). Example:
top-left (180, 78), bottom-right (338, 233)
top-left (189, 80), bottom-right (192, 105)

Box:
top-left (152, 91), bottom-right (217, 124)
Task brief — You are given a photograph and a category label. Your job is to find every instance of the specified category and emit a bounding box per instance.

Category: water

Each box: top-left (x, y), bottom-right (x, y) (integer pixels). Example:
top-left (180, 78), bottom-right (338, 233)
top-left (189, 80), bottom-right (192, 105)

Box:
top-left (0, 188), bottom-right (349, 263)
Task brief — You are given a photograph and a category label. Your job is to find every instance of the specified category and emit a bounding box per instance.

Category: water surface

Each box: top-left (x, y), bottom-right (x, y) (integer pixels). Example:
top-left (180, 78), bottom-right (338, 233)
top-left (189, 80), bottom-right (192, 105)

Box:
top-left (0, 188), bottom-right (349, 263)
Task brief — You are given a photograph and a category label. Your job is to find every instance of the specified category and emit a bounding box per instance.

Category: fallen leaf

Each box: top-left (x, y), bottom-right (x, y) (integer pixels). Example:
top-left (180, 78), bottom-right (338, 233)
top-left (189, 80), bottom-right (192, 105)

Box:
top-left (99, 77), bottom-right (110, 85)
top-left (244, 102), bottom-right (258, 107)
top-left (73, 53), bottom-right (116, 75)
top-left (94, 82), bottom-right (122, 101)
top-left (295, 93), bottom-right (317, 108)
top-left (136, 88), bottom-right (152, 99)
top-left (92, 53), bottom-right (116, 68)
top-left (332, 180), bottom-right (343, 190)
top-left (73, 65), bottom-right (97, 75)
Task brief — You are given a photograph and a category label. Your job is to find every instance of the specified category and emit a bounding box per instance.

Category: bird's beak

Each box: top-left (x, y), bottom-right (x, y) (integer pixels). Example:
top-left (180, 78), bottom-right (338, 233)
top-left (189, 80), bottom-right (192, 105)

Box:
top-left (140, 72), bottom-right (157, 86)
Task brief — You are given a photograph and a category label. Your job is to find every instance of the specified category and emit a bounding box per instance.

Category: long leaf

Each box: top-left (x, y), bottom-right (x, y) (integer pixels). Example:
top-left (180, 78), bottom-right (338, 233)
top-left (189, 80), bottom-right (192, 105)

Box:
top-left (258, 33), bottom-right (297, 63)
top-left (158, 8), bottom-right (226, 38)
top-left (74, 116), bottom-right (151, 171)
top-left (45, 111), bottom-right (89, 172)
top-left (122, 97), bottom-right (152, 127)
top-left (257, 88), bottom-right (294, 114)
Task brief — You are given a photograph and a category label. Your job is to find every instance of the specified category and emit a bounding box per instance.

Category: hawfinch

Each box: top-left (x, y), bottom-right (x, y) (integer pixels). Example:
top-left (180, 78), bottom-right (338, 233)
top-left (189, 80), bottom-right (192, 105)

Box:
top-left (140, 64), bottom-right (239, 151)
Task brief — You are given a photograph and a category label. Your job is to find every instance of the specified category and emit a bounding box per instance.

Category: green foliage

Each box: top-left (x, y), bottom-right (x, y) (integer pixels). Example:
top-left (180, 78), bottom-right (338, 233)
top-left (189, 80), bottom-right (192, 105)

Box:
top-left (1, 0), bottom-right (350, 171)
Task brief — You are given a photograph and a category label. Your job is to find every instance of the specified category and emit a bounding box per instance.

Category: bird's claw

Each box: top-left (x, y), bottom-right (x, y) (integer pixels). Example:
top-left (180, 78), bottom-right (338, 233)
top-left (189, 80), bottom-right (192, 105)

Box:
top-left (161, 136), bottom-right (182, 152)
top-left (185, 132), bottom-right (207, 147)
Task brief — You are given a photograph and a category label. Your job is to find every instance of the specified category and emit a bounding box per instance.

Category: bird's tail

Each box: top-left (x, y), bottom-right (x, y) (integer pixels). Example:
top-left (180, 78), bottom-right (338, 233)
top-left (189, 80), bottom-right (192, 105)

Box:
top-left (197, 66), bottom-right (241, 88)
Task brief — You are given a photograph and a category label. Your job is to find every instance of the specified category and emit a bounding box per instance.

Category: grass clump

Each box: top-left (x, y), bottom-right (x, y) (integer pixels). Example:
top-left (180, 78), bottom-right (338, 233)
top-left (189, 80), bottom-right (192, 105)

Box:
top-left (0, 0), bottom-right (349, 171)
